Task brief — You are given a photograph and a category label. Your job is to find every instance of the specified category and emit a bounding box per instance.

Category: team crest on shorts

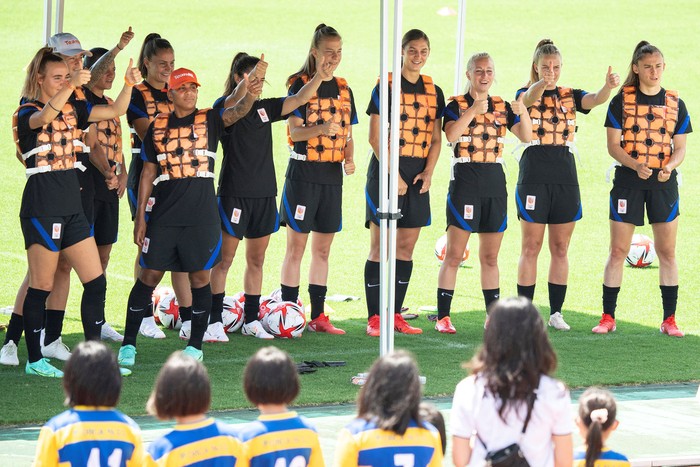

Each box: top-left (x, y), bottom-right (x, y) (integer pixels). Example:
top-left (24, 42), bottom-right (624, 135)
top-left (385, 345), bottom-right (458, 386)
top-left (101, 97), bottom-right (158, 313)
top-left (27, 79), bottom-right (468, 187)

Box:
top-left (526, 195), bottom-right (536, 211)
top-left (295, 205), bottom-right (306, 221)
top-left (464, 204), bottom-right (474, 220)
top-left (142, 237), bottom-right (150, 253)
top-left (617, 199), bottom-right (627, 214)
top-left (231, 208), bottom-right (242, 224)
top-left (52, 223), bottom-right (61, 239)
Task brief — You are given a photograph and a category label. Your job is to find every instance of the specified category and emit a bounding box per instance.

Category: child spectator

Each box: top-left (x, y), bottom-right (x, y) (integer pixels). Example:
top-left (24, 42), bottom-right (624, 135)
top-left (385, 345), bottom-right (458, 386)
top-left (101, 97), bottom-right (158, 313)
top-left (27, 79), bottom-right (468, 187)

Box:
top-left (575, 387), bottom-right (630, 467)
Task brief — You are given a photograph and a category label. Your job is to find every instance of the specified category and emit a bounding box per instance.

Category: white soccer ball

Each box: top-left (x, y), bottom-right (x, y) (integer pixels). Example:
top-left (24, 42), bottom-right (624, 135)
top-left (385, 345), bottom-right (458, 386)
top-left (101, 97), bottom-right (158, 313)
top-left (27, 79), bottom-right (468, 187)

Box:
top-left (626, 234), bottom-right (656, 268)
top-left (263, 301), bottom-right (307, 338)
top-left (434, 234), bottom-right (469, 266)
top-left (153, 286), bottom-right (181, 330)
top-left (222, 295), bottom-right (244, 333)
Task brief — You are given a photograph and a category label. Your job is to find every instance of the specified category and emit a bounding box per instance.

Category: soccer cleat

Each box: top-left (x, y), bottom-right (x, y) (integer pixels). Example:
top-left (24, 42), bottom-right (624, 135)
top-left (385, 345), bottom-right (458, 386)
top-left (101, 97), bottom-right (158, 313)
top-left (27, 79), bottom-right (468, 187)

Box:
top-left (101, 322), bottom-right (124, 342)
top-left (660, 315), bottom-right (684, 338)
top-left (26, 358), bottom-right (63, 378)
top-left (118, 345), bottom-right (137, 366)
top-left (394, 313), bottom-right (422, 334)
top-left (307, 313), bottom-right (346, 335)
top-left (179, 320), bottom-right (191, 340)
top-left (139, 316), bottom-right (166, 339)
top-left (0, 341), bottom-right (19, 366)
top-left (119, 367), bottom-right (132, 377)
top-left (41, 337), bottom-right (72, 361)
top-left (204, 322), bottom-right (229, 343)
top-left (435, 316), bottom-right (457, 334)
top-left (241, 320), bottom-right (275, 339)
top-left (548, 312), bottom-right (571, 331)
top-left (366, 315), bottom-right (380, 337)
top-left (182, 346), bottom-right (203, 361)
top-left (592, 314), bottom-right (616, 334)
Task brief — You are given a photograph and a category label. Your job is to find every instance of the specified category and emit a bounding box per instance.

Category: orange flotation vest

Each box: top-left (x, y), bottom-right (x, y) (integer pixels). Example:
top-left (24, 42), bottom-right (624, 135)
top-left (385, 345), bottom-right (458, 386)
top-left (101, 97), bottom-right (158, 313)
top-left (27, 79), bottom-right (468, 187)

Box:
top-left (621, 85), bottom-right (678, 169)
top-left (450, 95), bottom-right (507, 163)
top-left (529, 87), bottom-right (576, 146)
top-left (287, 74), bottom-right (352, 163)
top-left (130, 83), bottom-right (174, 155)
top-left (83, 95), bottom-right (124, 167)
top-left (151, 109), bottom-right (216, 185)
top-left (381, 73), bottom-right (438, 158)
top-left (12, 101), bottom-right (85, 177)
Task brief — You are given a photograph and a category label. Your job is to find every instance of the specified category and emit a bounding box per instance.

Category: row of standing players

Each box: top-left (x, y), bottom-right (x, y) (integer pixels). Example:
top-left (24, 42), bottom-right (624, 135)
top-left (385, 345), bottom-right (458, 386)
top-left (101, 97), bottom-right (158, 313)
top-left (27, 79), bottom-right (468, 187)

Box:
top-left (4, 24), bottom-right (692, 377)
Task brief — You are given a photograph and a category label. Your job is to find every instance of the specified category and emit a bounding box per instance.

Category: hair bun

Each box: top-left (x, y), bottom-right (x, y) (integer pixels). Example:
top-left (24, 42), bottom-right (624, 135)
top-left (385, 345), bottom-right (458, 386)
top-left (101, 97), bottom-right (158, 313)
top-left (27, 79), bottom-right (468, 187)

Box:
top-left (315, 23), bottom-right (327, 32)
top-left (537, 38), bottom-right (554, 48)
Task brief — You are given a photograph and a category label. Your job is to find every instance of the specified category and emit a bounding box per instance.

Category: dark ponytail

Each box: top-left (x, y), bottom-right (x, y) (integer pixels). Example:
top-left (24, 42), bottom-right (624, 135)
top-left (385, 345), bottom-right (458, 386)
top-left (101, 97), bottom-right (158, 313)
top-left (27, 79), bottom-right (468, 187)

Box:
top-left (287, 24), bottom-right (341, 88)
top-left (137, 33), bottom-right (174, 78)
top-left (223, 52), bottom-right (260, 96)
top-left (578, 387), bottom-right (617, 467)
top-left (620, 40), bottom-right (664, 90)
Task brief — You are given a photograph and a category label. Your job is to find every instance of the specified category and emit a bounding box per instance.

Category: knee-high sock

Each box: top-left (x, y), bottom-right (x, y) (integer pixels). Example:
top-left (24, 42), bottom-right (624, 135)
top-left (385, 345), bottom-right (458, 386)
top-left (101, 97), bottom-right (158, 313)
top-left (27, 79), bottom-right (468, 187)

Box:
top-left (364, 260), bottom-right (380, 319)
top-left (122, 279), bottom-right (155, 347)
top-left (395, 260), bottom-right (413, 314)
top-left (188, 284), bottom-right (212, 350)
top-left (44, 309), bottom-right (65, 346)
top-left (209, 292), bottom-right (224, 324)
top-left (81, 275), bottom-right (107, 341)
top-left (4, 312), bottom-right (24, 346)
top-left (308, 284), bottom-right (327, 321)
top-left (602, 285), bottom-right (620, 318)
top-left (23, 288), bottom-right (50, 363)
top-left (660, 285), bottom-right (679, 320)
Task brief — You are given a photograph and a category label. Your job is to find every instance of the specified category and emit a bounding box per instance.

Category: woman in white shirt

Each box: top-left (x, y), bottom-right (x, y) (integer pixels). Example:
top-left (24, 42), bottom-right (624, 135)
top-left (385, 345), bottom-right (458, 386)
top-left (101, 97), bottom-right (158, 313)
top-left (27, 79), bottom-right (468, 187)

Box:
top-left (451, 297), bottom-right (573, 466)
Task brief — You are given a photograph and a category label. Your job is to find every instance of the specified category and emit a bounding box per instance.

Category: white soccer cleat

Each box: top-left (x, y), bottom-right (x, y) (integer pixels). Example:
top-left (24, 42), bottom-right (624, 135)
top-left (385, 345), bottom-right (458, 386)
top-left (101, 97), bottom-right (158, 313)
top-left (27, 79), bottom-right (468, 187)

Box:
top-left (179, 320), bottom-right (191, 340)
top-left (242, 320), bottom-right (275, 340)
top-left (0, 340), bottom-right (19, 366)
top-left (100, 322), bottom-right (124, 342)
top-left (204, 322), bottom-right (229, 343)
top-left (41, 337), bottom-right (72, 361)
top-left (139, 316), bottom-right (166, 339)
top-left (548, 312), bottom-right (571, 331)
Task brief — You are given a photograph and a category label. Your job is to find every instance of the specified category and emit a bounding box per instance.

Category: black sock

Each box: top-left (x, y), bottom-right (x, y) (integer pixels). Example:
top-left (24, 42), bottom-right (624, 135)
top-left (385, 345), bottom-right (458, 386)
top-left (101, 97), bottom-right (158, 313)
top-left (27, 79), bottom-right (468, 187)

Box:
top-left (4, 312), bottom-right (23, 345)
top-left (244, 294), bottom-right (261, 324)
top-left (43, 309), bottom-right (65, 346)
top-left (517, 284), bottom-right (535, 301)
top-left (482, 288), bottom-right (500, 312)
top-left (179, 306), bottom-right (192, 323)
top-left (308, 284), bottom-right (327, 320)
top-left (395, 260), bottom-right (413, 314)
top-left (548, 282), bottom-right (567, 316)
top-left (281, 284), bottom-right (299, 303)
top-left (602, 285), bottom-right (620, 318)
top-left (82, 275), bottom-right (107, 341)
top-left (23, 288), bottom-right (50, 363)
top-left (210, 292), bottom-right (224, 324)
top-left (437, 288), bottom-right (454, 320)
top-left (364, 260), bottom-right (380, 319)
top-left (660, 285), bottom-right (679, 320)
top-left (188, 284), bottom-right (212, 350)
top-left (122, 279), bottom-right (155, 347)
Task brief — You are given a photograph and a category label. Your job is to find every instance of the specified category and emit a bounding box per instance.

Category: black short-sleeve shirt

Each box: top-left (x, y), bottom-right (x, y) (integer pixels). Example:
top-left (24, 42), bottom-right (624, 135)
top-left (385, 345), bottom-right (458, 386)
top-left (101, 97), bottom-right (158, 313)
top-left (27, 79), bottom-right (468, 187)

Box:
top-left (214, 96), bottom-right (285, 198)
top-left (140, 108), bottom-right (224, 227)
top-left (286, 77), bottom-right (358, 186)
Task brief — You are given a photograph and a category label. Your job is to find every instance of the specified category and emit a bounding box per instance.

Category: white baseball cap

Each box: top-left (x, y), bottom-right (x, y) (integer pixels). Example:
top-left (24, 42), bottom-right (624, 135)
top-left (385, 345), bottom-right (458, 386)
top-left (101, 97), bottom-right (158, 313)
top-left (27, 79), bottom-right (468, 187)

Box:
top-left (48, 33), bottom-right (92, 57)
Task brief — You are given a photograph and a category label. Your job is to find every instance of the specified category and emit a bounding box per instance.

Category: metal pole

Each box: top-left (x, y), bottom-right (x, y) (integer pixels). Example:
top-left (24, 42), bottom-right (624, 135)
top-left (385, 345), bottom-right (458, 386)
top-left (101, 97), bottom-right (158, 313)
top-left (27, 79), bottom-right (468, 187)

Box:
top-left (453, 0), bottom-right (467, 96)
top-left (54, 0), bottom-right (64, 34)
top-left (43, 0), bottom-right (52, 44)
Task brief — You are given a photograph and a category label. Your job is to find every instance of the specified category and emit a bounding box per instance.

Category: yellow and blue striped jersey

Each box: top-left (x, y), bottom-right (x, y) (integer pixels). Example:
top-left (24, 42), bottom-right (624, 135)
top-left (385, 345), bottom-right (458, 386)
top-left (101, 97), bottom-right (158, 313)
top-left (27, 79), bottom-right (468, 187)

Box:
top-left (237, 411), bottom-right (324, 467)
top-left (333, 418), bottom-right (443, 467)
top-left (574, 448), bottom-right (630, 467)
top-left (33, 406), bottom-right (143, 467)
top-left (146, 417), bottom-right (245, 466)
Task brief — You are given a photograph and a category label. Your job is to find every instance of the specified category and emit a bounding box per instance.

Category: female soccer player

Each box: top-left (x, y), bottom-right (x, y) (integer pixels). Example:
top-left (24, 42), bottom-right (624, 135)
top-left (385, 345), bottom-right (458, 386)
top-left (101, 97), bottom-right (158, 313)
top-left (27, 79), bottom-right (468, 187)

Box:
top-left (334, 351), bottom-right (443, 466)
top-left (516, 39), bottom-right (619, 331)
top-left (146, 352), bottom-right (245, 466)
top-left (451, 297), bottom-right (573, 466)
top-left (117, 67), bottom-right (261, 367)
top-left (238, 346), bottom-right (324, 466)
top-left (13, 47), bottom-right (139, 377)
top-left (209, 52), bottom-right (333, 340)
top-left (364, 29), bottom-right (445, 336)
top-left (435, 52), bottom-right (531, 333)
top-left (593, 41), bottom-right (691, 337)
top-left (279, 24), bottom-right (357, 334)
top-left (34, 342), bottom-right (143, 465)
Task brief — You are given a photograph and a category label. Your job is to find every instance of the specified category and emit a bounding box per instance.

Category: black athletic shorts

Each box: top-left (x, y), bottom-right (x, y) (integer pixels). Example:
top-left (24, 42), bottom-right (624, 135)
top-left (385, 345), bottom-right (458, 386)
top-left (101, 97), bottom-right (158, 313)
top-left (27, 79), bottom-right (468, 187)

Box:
top-left (365, 177), bottom-right (431, 229)
top-left (127, 187), bottom-right (138, 220)
top-left (609, 185), bottom-right (679, 226)
top-left (446, 192), bottom-right (507, 233)
top-left (280, 179), bottom-right (342, 234)
top-left (139, 223), bottom-right (222, 272)
top-left (218, 196), bottom-right (280, 239)
top-left (21, 213), bottom-right (91, 251)
top-left (93, 199), bottom-right (119, 246)
top-left (515, 183), bottom-right (582, 224)
top-left (81, 191), bottom-right (95, 227)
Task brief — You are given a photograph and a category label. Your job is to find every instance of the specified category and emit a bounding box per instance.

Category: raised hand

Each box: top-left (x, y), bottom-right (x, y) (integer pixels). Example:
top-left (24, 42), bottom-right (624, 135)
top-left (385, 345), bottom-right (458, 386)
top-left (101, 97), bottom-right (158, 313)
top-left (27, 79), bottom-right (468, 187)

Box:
top-left (118, 27), bottom-right (134, 51)
top-left (250, 53), bottom-right (268, 82)
top-left (316, 54), bottom-right (333, 80)
top-left (605, 65), bottom-right (620, 90)
top-left (245, 73), bottom-right (263, 98)
top-left (510, 92), bottom-right (526, 115)
top-left (472, 95), bottom-right (489, 115)
top-left (70, 69), bottom-right (91, 88)
top-left (125, 58), bottom-right (142, 85)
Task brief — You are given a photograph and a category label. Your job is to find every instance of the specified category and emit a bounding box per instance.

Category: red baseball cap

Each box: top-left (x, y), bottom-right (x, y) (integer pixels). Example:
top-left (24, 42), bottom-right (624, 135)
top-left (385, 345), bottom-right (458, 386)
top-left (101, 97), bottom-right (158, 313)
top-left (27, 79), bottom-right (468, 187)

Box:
top-left (169, 68), bottom-right (201, 89)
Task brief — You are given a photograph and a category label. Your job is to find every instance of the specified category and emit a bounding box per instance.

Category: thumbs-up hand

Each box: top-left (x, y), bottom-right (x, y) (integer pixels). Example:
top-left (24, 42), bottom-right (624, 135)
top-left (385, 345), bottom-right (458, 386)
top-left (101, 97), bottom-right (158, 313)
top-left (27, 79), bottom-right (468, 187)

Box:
top-left (125, 58), bottom-right (142, 85)
top-left (70, 69), bottom-right (91, 88)
top-left (250, 53), bottom-right (268, 82)
top-left (605, 65), bottom-right (620, 90)
top-left (510, 92), bottom-right (527, 115)
top-left (118, 27), bottom-right (134, 51)
top-left (472, 97), bottom-right (489, 115)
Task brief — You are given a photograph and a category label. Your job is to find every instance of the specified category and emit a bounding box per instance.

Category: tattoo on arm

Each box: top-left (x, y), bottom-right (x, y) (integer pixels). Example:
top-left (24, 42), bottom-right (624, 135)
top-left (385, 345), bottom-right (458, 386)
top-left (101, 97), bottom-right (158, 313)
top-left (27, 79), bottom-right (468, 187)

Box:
top-left (222, 93), bottom-right (255, 126)
top-left (87, 48), bottom-right (118, 89)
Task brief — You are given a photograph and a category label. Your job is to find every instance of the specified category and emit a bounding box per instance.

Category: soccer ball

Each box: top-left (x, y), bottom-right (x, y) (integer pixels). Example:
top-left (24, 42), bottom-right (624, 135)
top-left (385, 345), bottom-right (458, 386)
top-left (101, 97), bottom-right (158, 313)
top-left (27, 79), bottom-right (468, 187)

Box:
top-left (153, 286), bottom-right (181, 330)
top-left (258, 296), bottom-right (278, 321)
top-left (222, 295), bottom-right (244, 333)
top-left (626, 234), bottom-right (656, 268)
top-left (268, 288), bottom-right (304, 309)
top-left (263, 301), bottom-right (306, 338)
top-left (434, 234), bottom-right (470, 266)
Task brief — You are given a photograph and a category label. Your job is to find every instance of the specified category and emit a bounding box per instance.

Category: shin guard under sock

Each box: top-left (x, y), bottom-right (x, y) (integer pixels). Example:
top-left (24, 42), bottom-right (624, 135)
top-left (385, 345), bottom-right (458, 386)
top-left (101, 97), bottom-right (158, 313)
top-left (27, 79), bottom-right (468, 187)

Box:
top-left (189, 284), bottom-right (212, 350)
top-left (660, 285), bottom-right (679, 320)
top-left (122, 279), bottom-right (155, 347)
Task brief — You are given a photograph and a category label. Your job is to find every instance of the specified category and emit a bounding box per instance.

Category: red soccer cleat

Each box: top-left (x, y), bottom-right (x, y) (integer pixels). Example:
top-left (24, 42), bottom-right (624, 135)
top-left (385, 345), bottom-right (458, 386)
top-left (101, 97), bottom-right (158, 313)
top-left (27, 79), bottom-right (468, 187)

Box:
top-left (366, 315), bottom-right (380, 337)
top-left (394, 313), bottom-right (422, 335)
top-left (660, 315), bottom-right (684, 338)
top-left (592, 313), bottom-right (616, 334)
top-left (435, 316), bottom-right (456, 334)
top-left (307, 313), bottom-right (346, 335)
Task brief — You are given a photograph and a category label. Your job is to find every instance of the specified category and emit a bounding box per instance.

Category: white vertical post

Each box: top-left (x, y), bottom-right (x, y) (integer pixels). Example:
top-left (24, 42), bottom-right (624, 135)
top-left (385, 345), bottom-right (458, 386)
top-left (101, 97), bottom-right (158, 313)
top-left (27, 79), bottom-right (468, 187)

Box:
top-left (43, 0), bottom-right (52, 44)
top-left (54, 0), bottom-right (64, 34)
top-left (453, 0), bottom-right (467, 96)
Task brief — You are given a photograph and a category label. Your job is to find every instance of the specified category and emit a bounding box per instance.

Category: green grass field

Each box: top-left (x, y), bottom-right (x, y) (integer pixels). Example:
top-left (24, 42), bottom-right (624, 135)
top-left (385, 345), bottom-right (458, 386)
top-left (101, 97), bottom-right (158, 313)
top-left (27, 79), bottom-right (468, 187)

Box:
top-left (1, 0), bottom-right (699, 426)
